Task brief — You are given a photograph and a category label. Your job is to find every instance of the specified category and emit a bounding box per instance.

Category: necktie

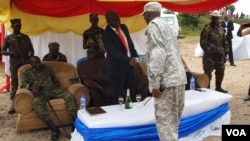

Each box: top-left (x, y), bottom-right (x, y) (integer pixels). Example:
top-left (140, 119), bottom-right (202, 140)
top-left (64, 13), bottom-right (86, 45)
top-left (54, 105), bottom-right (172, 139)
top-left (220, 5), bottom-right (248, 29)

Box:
top-left (116, 28), bottom-right (128, 52)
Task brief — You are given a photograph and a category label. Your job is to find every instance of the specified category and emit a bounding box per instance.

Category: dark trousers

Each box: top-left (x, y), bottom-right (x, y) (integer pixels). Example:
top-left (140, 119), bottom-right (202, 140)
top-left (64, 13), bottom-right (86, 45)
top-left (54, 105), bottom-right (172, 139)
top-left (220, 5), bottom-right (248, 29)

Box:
top-left (10, 65), bottom-right (21, 100)
top-left (227, 37), bottom-right (234, 64)
top-left (111, 68), bottom-right (137, 104)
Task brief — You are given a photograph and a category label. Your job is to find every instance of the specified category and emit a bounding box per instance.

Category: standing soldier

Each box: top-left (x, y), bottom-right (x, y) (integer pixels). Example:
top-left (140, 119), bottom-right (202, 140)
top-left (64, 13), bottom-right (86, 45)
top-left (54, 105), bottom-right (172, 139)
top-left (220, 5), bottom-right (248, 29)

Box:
top-left (141, 2), bottom-right (187, 140)
top-left (200, 10), bottom-right (229, 93)
top-left (1, 18), bottom-right (34, 114)
top-left (83, 13), bottom-right (105, 59)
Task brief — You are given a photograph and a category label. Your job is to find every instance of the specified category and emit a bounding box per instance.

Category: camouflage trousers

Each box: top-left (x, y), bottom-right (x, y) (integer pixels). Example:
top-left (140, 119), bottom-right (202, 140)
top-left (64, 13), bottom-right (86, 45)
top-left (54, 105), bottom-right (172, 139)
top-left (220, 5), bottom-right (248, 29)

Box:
top-left (32, 88), bottom-right (77, 122)
top-left (154, 85), bottom-right (185, 141)
top-left (9, 63), bottom-right (22, 100)
top-left (202, 54), bottom-right (225, 82)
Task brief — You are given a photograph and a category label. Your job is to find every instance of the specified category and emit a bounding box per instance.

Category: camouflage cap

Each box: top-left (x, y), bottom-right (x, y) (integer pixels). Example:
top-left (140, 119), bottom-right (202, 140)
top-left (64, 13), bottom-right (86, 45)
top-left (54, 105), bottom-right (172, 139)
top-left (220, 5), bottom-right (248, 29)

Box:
top-left (10, 18), bottom-right (21, 26)
top-left (142, 2), bottom-right (162, 15)
top-left (48, 42), bottom-right (60, 50)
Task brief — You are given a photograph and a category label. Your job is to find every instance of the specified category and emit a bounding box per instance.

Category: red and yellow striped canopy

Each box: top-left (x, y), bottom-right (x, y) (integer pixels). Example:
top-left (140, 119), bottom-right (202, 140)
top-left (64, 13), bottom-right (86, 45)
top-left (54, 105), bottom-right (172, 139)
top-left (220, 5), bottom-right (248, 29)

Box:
top-left (0, 0), bottom-right (237, 35)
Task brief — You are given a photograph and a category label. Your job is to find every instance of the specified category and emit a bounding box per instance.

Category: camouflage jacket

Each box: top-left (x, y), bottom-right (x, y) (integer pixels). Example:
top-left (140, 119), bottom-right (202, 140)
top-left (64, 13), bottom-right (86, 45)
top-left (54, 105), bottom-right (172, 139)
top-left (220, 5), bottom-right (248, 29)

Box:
top-left (42, 52), bottom-right (67, 62)
top-left (200, 24), bottom-right (229, 56)
top-left (2, 33), bottom-right (34, 65)
top-left (21, 65), bottom-right (60, 92)
top-left (83, 27), bottom-right (105, 59)
top-left (145, 17), bottom-right (187, 92)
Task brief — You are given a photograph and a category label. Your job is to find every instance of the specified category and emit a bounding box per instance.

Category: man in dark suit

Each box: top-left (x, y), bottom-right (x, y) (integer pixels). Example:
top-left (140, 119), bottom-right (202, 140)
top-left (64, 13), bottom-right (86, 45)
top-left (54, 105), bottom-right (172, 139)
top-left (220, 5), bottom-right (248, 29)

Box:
top-left (221, 15), bottom-right (236, 66)
top-left (102, 11), bottom-right (139, 104)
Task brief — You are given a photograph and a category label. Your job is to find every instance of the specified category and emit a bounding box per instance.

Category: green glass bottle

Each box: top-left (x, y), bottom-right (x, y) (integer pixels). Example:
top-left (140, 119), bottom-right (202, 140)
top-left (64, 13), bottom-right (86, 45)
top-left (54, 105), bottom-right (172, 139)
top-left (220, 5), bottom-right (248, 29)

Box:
top-left (125, 89), bottom-right (132, 109)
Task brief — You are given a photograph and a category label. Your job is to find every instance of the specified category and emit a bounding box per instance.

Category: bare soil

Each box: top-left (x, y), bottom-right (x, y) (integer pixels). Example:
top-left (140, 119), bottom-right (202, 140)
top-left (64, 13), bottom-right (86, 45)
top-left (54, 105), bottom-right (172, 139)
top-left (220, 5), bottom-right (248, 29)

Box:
top-left (0, 39), bottom-right (250, 141)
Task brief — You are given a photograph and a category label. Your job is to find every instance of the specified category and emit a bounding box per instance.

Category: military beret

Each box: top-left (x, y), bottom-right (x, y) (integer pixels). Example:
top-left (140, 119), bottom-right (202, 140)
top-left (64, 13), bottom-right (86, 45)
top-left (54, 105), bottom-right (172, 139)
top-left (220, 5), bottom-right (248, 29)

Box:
top-left (48, 42), bottom-right (60, 50)
top-left (10, 18), bottom-right (21, 26)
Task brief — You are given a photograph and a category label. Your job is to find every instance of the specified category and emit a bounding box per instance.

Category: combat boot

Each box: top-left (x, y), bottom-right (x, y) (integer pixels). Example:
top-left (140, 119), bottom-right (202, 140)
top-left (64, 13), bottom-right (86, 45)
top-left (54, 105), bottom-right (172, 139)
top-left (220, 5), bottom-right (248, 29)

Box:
top-left (71, 116), bottom-right (76, 132)
top-left (46, 119), bottom-right (61, 141)
top-left (8, 102), bottom-right (15, 114)
top-left (215, 80), bottom-right (228, 93)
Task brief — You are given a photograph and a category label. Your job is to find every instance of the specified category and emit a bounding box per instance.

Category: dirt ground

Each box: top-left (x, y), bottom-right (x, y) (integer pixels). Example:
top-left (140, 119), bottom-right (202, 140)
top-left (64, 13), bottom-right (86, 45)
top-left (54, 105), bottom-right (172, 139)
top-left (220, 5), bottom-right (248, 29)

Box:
top-left (0, 39), bottom-right (250, 141)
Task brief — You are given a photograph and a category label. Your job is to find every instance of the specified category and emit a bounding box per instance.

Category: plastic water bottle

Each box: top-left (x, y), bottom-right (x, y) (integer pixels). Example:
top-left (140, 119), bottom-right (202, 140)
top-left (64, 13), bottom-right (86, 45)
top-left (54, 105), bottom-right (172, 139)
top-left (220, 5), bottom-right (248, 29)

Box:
top-left (190, 75), bottom-right (195, 90)
top-left (80, 95), bottom-right (86, 113)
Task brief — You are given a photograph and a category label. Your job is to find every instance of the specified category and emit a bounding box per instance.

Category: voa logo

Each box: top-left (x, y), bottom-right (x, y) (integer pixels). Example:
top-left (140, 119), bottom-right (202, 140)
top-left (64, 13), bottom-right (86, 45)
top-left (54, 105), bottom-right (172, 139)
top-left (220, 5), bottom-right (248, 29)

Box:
top-left (226, 129), bottom-right (246, 136)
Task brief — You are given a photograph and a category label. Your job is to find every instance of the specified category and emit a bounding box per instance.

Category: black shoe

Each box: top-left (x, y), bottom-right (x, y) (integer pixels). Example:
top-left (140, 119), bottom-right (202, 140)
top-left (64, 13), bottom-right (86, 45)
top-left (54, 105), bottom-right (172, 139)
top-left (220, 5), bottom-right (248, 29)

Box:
top-left (244, 95), bottom-right (250, 101)
top-left (215, 88), bottom-right (228, 93)
top-left (51, 130), bottom-right (60, 141)
top-left (8, 105), bottom-right (15, 114)
top-left (71, 123), bottom-right (75, 132)
top-left (46, 119), bottom-right (61, 141)
top-left (230, 63), bottom-right (236, 66)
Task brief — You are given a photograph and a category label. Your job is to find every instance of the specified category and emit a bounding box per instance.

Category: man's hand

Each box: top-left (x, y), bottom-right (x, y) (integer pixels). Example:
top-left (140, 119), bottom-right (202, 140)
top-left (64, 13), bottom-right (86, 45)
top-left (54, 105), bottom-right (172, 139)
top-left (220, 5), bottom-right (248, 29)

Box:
top-left (152, 89), bottom-right (162, 98)
top-left (83, 42), bottom-right (96, 49)
top-left (237, 23), bottom-right (250, 37)
top-left (9, 51), bottom-right (20, 57)
top-left (130, 57), bottom-right (139, 67)
top-left (99, 49), bottom-right (106, 56)
top-left (88, 42), bottom-right (96, 48)
top-left (30, 86), bottom-right (41, 98)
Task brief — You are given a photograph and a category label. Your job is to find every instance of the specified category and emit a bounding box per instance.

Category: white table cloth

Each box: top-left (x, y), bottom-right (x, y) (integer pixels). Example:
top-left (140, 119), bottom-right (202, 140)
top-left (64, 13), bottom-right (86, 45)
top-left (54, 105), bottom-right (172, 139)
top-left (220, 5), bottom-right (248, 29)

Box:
top-left (71, 88), bottom-right (232, 141)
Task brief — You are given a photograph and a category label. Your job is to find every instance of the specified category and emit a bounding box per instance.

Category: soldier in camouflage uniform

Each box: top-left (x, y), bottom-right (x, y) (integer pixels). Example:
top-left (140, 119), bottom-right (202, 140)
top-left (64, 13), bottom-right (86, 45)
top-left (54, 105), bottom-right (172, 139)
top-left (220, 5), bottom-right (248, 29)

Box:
top-left (83, 13), bottom-right (105, 59)
top-left (1, 18), bottom-right (34, 114)
top-left (200, 10), bottom-right (229, 93)
top-left (42, 42), bottom-right (67, 62)
top-left (141, 2), bottom-right (187, 141)
top-left (21, 56), bottom-right (77, 141)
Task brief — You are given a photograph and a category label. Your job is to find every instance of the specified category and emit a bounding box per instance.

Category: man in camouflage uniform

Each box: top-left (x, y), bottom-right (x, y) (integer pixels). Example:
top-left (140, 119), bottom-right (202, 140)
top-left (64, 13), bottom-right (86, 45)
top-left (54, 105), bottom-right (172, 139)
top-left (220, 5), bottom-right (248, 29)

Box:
top-left (200, 10), bottom-right (229, 93)
top-left (42, 42), bottom-right (67, 62)
top-left (83, 13), bottom-right (105, 59)
top-left (141, 2), bottom-right (187, 141)
top-left (21, 56), bottom-right (77, 141)
top-left (1, 18), bottom-right (34, 114)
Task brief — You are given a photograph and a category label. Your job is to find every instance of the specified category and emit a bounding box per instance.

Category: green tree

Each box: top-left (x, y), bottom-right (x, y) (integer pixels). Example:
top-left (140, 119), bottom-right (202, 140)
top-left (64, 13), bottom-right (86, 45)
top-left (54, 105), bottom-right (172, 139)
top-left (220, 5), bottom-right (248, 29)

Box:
top-left (240, 12), bottom-right (245, 19)
top-left (227, 5), bottom-right (235, 15)
top-left (179, 14), bottom-right (199, 27)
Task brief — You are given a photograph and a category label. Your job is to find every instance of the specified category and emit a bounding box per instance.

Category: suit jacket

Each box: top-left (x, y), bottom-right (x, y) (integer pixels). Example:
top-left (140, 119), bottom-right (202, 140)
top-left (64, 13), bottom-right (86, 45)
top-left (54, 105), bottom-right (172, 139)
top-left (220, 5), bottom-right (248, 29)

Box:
top-left (103, 24), bottom-right (138, 77)
top-left (221, 20), bottom-right (234, 39)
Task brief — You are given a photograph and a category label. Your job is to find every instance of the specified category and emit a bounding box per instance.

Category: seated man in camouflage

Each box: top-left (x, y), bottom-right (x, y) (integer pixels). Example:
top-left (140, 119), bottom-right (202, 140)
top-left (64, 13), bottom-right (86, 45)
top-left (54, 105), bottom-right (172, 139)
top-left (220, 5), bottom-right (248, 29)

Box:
top-left (42, 42), bottom-right (67, 62)
top-left (20, 56), bottom-right (77, 141)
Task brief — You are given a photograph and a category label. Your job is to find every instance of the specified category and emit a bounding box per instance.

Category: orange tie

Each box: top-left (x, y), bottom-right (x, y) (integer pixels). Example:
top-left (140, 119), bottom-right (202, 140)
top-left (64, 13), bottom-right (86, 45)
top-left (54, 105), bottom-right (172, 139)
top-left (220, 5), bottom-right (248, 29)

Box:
top-left (116, 28), bottom-right (128, 52)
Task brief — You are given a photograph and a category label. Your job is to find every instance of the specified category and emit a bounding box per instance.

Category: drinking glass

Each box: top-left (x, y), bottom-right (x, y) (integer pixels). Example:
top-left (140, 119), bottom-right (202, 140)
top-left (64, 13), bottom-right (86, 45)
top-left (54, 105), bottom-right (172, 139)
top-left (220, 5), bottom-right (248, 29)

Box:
top-left (118, 96), bottom-right (124, 110)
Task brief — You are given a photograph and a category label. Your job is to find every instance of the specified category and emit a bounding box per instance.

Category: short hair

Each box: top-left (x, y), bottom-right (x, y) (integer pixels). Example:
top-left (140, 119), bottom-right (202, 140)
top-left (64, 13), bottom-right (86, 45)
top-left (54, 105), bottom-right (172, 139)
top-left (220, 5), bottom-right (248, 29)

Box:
top-left (105, 11), bottom-right (118, 22)
top-left (89, 13), bottom-right (98, 19)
